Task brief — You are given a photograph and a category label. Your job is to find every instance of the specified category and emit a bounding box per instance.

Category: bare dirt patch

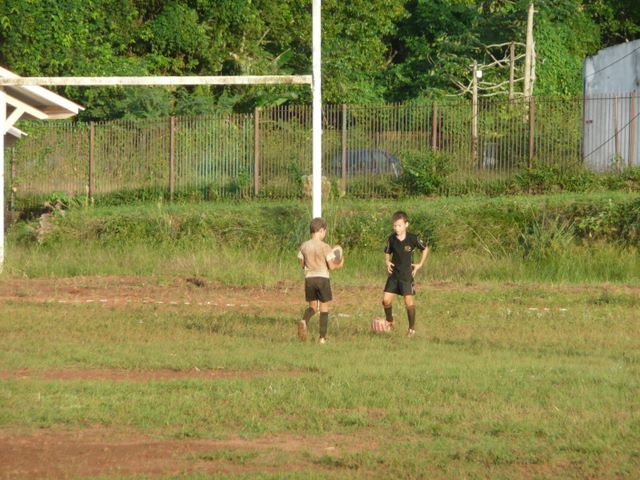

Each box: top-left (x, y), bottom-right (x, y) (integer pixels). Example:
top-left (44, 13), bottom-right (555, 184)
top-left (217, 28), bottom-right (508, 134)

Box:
top-left (0, 368), bottom-right (301, 382)
top-left (0, 275), bottom-right (389, 319)
top-left (0, 427), bottom-right (377, 479)
top-left (0, 276), bottom-right (316, 314)
top-left (4, 274), bottom-right (633, 313)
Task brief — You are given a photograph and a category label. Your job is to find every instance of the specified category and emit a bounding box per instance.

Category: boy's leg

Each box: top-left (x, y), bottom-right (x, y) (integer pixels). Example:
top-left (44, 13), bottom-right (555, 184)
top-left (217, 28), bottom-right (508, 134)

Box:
top-left (404, 295), bottom-right (416, 334)
top-left (382, 292), bottom-right (395, 323)
top-left (299, 301), bottom-right (318, 341)
top-left (318, 301), bottom-right (329, 340)
top-left (304, 301), bottom-right (318, 321)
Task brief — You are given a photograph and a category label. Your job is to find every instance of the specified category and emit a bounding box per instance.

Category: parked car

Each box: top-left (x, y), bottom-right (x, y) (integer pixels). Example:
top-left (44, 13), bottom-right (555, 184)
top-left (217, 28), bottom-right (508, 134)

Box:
top-left (329, 149), bottom-right (402, 178)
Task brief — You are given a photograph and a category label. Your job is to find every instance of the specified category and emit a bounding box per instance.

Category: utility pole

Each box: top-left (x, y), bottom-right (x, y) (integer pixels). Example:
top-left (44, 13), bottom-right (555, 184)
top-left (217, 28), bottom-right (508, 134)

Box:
top-left (524, 2), bottom-right (535, 99)
top-left (509, 42), bottom-right (515, 102)
top-left (531, 36), bottom-right (536, 97)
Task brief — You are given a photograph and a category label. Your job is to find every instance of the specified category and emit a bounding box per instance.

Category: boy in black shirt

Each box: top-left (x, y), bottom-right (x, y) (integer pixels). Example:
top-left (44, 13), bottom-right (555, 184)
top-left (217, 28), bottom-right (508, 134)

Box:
top-left (382, 211), bottom-right (430, 337)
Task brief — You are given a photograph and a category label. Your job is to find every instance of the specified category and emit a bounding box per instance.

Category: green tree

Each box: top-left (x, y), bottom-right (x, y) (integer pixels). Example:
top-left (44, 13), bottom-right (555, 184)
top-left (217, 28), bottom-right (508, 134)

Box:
top-left (387, 0), bottom-right (484, 100)
top-left (534, 0), bottom-right (600, 96)
top-left (321, 0), bottom-right (406, 103)
top-left (1, 0), bottom-right (637, 119)
top-left (0, 0), bottom-right (159, 119)
top-left (584, 0), bottom-right (640, 45)
top-left (386, 0), bottom-right (605, 100)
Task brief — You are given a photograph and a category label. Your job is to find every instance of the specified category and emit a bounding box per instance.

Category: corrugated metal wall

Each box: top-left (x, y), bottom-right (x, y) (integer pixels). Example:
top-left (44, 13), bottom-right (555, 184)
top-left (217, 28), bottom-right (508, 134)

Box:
top-left (583, 94), bottom-right (640, 171)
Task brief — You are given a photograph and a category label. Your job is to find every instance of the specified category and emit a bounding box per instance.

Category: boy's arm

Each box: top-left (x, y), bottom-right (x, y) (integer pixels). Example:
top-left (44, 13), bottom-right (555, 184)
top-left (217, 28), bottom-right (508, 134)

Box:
top-left (327, 245), bottom-right (344, 270)
top-left (385, 253), bottom-right (394, 274)
top-left (328, 256), bottom-right (344, 270)
top-left (411, 246), bottom-right (430, 277)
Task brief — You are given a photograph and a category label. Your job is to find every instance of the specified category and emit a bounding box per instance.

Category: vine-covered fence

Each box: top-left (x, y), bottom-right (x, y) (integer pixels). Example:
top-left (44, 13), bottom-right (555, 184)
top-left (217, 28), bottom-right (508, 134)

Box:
top-left (5, 94), bottom-right (639, 207)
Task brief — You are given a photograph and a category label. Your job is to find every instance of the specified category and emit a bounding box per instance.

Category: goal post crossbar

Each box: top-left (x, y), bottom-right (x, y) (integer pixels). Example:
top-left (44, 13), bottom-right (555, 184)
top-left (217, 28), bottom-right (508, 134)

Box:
top-left (0, 75), bottom-right (312, 87)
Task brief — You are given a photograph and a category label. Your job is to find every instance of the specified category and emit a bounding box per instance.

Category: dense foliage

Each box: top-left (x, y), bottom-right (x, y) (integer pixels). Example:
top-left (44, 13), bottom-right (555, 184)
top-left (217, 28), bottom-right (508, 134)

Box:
top-left (0, 0), bottom-right (637, 119)
top-left (10, 195), bottom-right (640, 276)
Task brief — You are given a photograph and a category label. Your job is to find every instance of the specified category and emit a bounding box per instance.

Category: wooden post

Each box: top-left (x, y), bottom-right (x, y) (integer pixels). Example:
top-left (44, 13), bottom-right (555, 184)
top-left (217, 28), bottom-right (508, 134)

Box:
top-left (254, 107), bottom-right (261, 196)
top-left (341, 103), bottom-right (347, 194)
top-left (88, 122), bottom-right (94, 200)
top-left (524, 2), bottom-right (534, 100)
top-left (630, 92), bottom-right (637, 169)
top-left (169, 116), bottom-right (176, 201)
top-left (9, 147), bottom-right (16, 211)
top-left (472, 61), bottom-right (479, 168)
top-left (531, 37), bottom-right (536, 96)
top-left (509, 42), bottom-right (515, 103)
top-left (431, 101), bottom-right (438, 152)
top-left (528, 95), bottom-right (535, 169)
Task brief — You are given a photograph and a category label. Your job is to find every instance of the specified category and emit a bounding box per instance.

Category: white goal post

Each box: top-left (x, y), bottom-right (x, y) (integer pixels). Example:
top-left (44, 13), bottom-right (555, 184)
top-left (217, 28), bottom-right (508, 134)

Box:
top-left (0, 0), bottom-right (323, 270)
top-left (0, 75), bottom-right (312, 87)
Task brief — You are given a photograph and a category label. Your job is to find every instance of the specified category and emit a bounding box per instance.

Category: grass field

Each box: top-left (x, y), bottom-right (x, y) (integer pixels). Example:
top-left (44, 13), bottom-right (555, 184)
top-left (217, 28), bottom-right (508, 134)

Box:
top-left (1, 194), bottom-right (639, 478)
top-left (1, 277), bottom-right (638, 478)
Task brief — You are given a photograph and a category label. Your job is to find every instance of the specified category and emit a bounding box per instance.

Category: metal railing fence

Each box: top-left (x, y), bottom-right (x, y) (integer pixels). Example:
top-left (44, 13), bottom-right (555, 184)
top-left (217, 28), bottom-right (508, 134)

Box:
top-left (5, 95), bottom-right (639, 207)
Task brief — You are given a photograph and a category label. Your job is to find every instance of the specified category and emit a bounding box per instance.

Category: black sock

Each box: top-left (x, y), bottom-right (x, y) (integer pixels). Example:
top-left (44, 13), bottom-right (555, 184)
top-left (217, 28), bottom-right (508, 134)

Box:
top-left (319, 312), bottom-right (329, 338)
top-left (303, 307), bottom-right (315, 322)
top-left (407, 305), bottom-right (416, 330)
top-left (384, 305), bottom-right (393, 322)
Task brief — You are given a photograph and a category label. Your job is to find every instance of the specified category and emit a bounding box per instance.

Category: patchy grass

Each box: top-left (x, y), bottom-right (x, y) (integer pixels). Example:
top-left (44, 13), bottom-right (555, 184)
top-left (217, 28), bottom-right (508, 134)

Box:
top-left (1, 281), bottom-right (638, 478)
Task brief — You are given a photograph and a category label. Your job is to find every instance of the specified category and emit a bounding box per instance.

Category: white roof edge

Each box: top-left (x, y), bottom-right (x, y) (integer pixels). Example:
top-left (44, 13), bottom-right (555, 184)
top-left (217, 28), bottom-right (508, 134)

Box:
top-left (24, 85), bottom-right (85, 114)
top-left (7, 125), bottom-right (27, 138)
top-left (0, 66), bottom-right (84, 115)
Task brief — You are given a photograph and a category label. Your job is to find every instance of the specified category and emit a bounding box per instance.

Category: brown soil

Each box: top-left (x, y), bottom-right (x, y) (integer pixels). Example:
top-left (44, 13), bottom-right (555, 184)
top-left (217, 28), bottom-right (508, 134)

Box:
top-left (0, 368), bottom-right (300, 382)
top-left (0, 275), bottom-right (417, 318)
top-left (1, 275), bottom-right (636, 309)
top-left (0, 275), bottom-right (304, 314)
top-left (0, 427), bottom-right (375, 478)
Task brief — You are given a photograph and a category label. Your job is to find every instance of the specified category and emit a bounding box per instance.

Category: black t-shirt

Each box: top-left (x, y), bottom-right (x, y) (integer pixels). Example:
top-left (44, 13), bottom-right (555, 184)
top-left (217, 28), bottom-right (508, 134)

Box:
top-left (384, 233), bottom-right (427, 280)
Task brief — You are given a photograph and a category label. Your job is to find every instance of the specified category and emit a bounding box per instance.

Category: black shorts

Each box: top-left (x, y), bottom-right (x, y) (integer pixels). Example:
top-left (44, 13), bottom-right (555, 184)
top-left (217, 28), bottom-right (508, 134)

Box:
top-left (384, 275), bottom-right (415, 296)
top-left (305, 277), bottom-right (333, 302)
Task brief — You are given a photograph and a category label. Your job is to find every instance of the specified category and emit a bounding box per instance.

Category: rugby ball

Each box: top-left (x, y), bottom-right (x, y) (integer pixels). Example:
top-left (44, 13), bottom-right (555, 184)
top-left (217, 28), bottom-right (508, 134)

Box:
top-left (332, 245), bottom-right (343, 263)
top-left (371, 317), bottom-right (392, 333)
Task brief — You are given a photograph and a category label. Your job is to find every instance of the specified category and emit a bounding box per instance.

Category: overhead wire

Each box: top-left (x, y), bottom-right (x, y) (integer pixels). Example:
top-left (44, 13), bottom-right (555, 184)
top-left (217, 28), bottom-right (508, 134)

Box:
top-left (583, 105), bottom-right (640, 159)
top-left (585, 44), bottom-right (640, 79)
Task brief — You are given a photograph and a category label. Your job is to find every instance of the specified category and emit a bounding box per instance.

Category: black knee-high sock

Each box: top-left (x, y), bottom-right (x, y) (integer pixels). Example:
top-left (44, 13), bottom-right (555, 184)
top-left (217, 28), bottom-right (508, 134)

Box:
top-left (303, 307), bottom-right (315, 322)
top-left (319, 312), bottom-right (329, 338)
top-left (384, 305), bottom-right (393, 322)
top-left (407, 305), bottom-right (416, 330)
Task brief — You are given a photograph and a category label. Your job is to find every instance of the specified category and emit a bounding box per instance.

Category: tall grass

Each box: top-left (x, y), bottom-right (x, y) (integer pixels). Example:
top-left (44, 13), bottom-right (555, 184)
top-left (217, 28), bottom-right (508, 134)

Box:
top-left (3, 193), bottom-right (639, 284)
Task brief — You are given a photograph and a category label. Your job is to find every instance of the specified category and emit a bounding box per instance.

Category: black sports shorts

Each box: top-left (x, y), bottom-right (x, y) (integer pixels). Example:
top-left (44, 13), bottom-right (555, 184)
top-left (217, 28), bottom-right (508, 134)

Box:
top-left (384, 275), bottom-right (415, 296)
top-left (305, 277), bottom-right (333, 302)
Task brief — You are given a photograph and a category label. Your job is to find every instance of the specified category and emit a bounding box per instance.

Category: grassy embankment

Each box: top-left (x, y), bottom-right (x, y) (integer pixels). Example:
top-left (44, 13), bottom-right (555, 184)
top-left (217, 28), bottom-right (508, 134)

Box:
top-left (3, 191), bottom-right (639, 284)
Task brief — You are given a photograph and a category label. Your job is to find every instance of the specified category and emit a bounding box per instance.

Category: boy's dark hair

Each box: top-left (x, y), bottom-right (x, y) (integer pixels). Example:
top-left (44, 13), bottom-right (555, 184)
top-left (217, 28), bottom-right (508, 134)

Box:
top-left (392, 211), bottom-right (409, 223)
top-left (310, 217), bottom-right (328, 234)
